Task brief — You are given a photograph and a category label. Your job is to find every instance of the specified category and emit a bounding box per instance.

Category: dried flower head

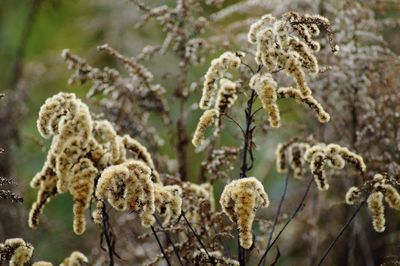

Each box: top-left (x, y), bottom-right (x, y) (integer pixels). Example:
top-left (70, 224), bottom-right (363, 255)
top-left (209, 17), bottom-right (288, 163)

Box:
top-left (367, 191), bottom-right (385, 232)
top-left (192, 109), bottom-right (219, 147)
top-left (220, 177), bottom-right (269, 249)
top-left (94, 159), bottom-right (156, 227)
top-left (275, 136), bottom-right (314, 176)
top-left (277, 87), bottom-right (330, 123)
top-left (383, 183), bottom-right (400, 211)
top-left (215, 78), bottom-right (239, 121)
top-left (181, 181), bottom-right (215, 227)
top-left (303, 143), bottom-right (366, 190)
top-left (0, 238), bottom-right (34, 266)
top-left (154, 183), bottom-right (183, 226)
top-left (248, 12), bottom-right (335, 95)
top-left (200, 51), bottom-right (243, 109)
top-left (60, 251), bottom-right (88, 266)
top-left (345, 186), bottom-right (361, 205)
top-left (249, 73), bottom-right (280, 127)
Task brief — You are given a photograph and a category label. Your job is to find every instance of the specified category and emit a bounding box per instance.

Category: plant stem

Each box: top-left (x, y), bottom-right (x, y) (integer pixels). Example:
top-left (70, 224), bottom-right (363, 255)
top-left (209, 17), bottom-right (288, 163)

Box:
top-left (181, 212), bottom-right (215, 265)
top-left (237, 90), bottom-right (258, 266)
top-left (239, 90), bottom-right (257, 179)
top-left (151, 225), bottom-right (172, 266)
top-left (317, 201), bottom-right (365, 265)
top-left (260, 172), bottom-right (290, 266)
top-left (258, 176), bottom-right (314, 266)
top-left (155, 216), bottom-right (184, 266)
top-left (101, 206), bottom-right (114, 266)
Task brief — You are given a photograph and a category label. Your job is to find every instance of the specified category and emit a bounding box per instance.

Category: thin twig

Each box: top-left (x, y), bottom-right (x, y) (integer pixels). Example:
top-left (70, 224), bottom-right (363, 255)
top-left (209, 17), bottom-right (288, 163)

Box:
top-left (241, 62), bottom-right (255, 74)
top-left (155, 216), bottom-right (184, 266)
top-left (252, 107), bottom-right (263, 117)
top-left (260, 172), bottom-right (290, 266)
top-left (224, 113), bottom-right (245, 135)
top-left (258, 176), bottom-right (314, 265)
top-left (317, 201), bottom-right (366, 266)
top-left (151, 225), bottom-right (172, 266)
top-left (181, 212), bottom-right (215, 265)
top-left (102, 207), bottom-right (115, 266)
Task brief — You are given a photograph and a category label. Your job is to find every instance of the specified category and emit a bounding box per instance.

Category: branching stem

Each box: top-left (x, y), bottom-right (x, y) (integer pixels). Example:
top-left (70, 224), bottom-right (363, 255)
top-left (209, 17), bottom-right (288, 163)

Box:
top-left (181, 212), bottom-right (215, 265)
top-left (260, 172), bottom-right (290, 266)
top-left (155, 216), bottom-right (184, 266)
top-left (151, 225), bottom-right (172, 266)
top-left (101, 206), bottom-right (115, 266)
top-left (258, 176), bottom-right (314, 265)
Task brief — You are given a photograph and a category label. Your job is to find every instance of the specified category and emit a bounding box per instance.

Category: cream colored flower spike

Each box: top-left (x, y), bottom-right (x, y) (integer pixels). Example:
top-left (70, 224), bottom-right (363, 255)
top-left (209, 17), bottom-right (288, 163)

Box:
top-left (200, 51), bottom-right (243, 109)
top-left (367, 191), bottom-right (386, 232)
top-left (192, 109), bottom-right (219, 147)
top-left (220, 177), bottom-right (269, 249)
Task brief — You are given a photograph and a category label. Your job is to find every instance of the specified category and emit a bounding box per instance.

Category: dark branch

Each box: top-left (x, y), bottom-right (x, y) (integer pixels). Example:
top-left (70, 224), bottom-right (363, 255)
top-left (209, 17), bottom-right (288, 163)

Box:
top-left (260, 172), bottom-right (290, 266)
top-left (151, 225), bottom-right (172, 266)
top-left (317, 201), bottom-right (366, 265)
top-left (155, 216), bottom-right (184, 266)
top-left (181, 212), bottom-right (215, 265)
top-left (258, 176), bottom-right (314, 265)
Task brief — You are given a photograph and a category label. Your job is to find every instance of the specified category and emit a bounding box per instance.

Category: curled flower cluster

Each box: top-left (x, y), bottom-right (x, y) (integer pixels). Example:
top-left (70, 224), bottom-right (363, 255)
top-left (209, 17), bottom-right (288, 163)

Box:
top-left (153, 183), bottom-right (183, 226)
top-left (275, 137), bottom-right (314, 178)
top-left (220, 177), bottom-right (269, 249)
top-left (93, 160), bottom-right (156, 227)
top-left (249, 73), bottom-right (280, 127)
top-left (215, 79), bottom-right (239, 123)
top-left (193, 51), bottom-right (245, 147)
top-left (199, 51), bottom-right (243, 110)
top-left (304, 143), bottom-right (366, 190)
top-left (345, 186), bottom-right (361, 205)
top-left (92, 157), bottom-right (183, 228)
top-left (192, 109), bottom-right (219, 148)
top-left (30, 92), bottom-right (164, 234)
top-left (0, 238), bottom-right (33, 266)
top-left (345, 174), bottom-right (400, 232)
top-left (277, 87), bottom-right (330, 123)
top-left (246, 12), bottom-right (334, 127)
